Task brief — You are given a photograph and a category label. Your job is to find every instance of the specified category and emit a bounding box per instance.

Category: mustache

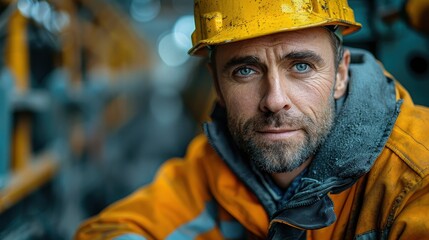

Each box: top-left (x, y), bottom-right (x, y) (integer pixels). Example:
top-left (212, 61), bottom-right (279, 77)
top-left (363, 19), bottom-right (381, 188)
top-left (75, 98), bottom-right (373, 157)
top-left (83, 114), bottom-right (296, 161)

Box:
top-left (251, 111), bottom-right (309, 129)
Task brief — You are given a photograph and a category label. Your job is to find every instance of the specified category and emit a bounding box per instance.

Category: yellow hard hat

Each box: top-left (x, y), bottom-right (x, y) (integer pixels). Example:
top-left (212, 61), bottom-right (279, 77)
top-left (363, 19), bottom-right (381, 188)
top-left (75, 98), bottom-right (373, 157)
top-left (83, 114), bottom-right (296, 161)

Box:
top-left (189, 0), bottom-right (362, 56)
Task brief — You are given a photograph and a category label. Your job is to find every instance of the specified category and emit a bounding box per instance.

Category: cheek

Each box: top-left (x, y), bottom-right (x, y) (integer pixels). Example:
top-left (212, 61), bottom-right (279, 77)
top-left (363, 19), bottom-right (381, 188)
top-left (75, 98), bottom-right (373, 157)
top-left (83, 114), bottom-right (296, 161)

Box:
top-left (222, 85), bottom-right (259, 119)
top-left (289, 76), bottom-right (335, 114)
top-left (300, 73), bottom-right (334, 96)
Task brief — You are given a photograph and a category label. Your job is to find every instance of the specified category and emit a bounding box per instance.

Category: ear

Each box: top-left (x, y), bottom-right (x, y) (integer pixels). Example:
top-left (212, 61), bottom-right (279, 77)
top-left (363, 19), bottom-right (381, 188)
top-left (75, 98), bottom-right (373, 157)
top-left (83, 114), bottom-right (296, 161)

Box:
top-left (207, 63), bottom-right (226, 106)
top-left (334, 49), bottom-right (351, 99)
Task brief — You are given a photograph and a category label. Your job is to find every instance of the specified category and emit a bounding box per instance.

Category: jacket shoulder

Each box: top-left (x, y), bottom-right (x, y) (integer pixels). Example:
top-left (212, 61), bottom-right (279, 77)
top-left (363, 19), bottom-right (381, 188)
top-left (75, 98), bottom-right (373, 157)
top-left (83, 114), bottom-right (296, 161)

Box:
top-left (386, 82), bottom-right (429, 177)
top-left (350, 89), bottom-right (429, 238)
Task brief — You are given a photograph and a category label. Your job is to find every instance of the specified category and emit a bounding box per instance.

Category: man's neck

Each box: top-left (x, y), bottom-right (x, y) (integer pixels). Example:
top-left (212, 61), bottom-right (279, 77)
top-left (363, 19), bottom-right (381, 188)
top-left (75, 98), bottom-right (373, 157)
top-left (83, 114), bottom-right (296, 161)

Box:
top-left (270, 158), bottom-right (312, 189)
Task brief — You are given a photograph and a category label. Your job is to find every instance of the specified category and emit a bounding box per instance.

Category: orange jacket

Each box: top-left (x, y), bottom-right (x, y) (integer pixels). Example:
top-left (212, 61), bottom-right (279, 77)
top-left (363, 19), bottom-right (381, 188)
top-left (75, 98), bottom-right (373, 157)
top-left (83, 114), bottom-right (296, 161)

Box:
top-left (75, 50), bottom-right (429, 240)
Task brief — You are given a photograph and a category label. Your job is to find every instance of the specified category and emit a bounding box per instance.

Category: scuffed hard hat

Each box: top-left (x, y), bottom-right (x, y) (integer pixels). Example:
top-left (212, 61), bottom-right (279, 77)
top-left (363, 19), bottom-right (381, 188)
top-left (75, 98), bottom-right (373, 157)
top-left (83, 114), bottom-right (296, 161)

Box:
top-left (189, 0), bottom-right (362, 56)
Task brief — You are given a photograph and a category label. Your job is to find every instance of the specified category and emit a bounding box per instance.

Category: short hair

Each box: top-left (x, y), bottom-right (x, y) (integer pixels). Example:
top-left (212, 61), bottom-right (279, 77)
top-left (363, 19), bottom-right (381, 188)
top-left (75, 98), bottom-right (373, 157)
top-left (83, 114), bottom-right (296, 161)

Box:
top-left (326, 28), bottom-right (344, 70)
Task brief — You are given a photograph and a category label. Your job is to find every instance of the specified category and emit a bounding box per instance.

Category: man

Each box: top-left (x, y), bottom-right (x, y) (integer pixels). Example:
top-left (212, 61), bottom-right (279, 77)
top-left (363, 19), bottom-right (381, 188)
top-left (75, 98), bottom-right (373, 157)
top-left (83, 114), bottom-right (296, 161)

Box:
top-left (75, 0), bottom-right (429, 239)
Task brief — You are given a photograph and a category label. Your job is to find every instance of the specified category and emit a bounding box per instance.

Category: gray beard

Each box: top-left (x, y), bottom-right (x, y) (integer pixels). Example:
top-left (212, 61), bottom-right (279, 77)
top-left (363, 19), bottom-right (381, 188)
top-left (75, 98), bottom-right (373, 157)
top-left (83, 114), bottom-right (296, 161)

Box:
top-left (239, 132), bottom-right (318, 173)
top-left (228, 99), bottom-right (335, 174)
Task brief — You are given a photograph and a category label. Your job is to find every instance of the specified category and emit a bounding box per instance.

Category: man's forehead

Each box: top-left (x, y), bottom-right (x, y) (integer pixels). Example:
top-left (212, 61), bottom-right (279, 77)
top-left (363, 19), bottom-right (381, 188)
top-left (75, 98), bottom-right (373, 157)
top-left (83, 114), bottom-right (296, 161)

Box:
top-left (215, 27), bottom-right (331, 59)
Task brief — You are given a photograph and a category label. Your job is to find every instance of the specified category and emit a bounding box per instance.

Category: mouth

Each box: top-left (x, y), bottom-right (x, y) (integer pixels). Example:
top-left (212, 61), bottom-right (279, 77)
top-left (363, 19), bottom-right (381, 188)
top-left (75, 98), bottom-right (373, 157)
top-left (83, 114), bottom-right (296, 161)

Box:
top-left (256, 128), bottom-right (301, 140)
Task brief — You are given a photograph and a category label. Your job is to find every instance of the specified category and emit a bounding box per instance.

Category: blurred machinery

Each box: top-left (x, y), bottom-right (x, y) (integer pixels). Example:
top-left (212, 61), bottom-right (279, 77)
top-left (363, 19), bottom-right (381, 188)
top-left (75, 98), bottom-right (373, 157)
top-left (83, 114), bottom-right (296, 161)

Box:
top-left (347, 0), bottom-right (429, 106)
top-left (0, 0), bottom-right (155, 238)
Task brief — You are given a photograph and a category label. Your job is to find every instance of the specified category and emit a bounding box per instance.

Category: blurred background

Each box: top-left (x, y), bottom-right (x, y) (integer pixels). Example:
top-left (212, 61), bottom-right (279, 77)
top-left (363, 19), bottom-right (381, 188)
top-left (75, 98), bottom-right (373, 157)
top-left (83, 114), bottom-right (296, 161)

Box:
top-left (0, 0), bottom-right (427, 239)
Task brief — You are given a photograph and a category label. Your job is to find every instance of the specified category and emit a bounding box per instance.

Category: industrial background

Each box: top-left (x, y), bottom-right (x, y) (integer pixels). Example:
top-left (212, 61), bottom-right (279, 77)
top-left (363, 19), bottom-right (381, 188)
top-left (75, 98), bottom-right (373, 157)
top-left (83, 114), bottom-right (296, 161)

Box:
top-left (0, 0), bottom-right (427, 239)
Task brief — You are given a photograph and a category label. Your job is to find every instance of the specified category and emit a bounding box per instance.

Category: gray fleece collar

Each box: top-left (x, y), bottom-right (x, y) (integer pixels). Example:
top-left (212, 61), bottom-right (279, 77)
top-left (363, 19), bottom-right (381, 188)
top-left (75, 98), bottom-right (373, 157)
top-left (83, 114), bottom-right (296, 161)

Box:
top-left (204, 48), bottom-right (401, 229)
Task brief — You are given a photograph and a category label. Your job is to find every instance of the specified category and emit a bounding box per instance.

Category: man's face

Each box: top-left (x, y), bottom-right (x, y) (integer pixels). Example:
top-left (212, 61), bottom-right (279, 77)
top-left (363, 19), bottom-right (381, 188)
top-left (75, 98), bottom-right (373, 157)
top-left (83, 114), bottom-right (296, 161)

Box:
top-left (213, 27), bottom-right (349, 173)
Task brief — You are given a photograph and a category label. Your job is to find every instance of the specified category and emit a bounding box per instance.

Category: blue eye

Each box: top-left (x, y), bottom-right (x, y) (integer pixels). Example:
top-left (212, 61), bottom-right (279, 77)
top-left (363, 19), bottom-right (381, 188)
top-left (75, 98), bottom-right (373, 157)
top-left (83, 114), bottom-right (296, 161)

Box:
top-left (294, 63), bottom-right (310, 72)
top-left (236, 67), bottom-right (255, 76)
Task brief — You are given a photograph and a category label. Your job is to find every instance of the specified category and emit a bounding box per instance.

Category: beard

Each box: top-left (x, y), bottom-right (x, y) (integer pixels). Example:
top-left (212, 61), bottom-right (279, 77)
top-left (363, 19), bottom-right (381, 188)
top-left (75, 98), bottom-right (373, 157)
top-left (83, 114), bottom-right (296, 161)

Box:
top-left (227, 97), bottom-right (335, 174)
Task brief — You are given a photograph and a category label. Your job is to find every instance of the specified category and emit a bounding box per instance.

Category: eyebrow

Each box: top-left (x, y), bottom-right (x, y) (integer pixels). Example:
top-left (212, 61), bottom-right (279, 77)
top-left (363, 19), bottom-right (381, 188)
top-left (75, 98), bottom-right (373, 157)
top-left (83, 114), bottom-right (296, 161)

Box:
top-left (222, 56), bottom-right (261, 73)
top-left (220, 50), bottom-right (325, 73)
top-left (283, 50), bottom-right (325, 65)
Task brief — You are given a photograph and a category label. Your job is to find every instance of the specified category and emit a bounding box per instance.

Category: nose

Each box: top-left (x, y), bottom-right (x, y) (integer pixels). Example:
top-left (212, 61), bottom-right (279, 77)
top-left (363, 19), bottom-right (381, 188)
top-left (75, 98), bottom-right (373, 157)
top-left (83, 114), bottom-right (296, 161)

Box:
top-left (259, 73), bottom-right (292, 113)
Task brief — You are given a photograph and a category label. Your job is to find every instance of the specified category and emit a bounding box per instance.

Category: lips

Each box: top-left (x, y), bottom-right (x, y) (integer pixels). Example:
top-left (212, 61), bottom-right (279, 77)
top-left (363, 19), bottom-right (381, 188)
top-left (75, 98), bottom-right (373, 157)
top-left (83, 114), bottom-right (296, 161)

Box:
top-left (258, 128), bottom-right (297, 133)
top-left (256, 127), bottom-right (301, 140)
